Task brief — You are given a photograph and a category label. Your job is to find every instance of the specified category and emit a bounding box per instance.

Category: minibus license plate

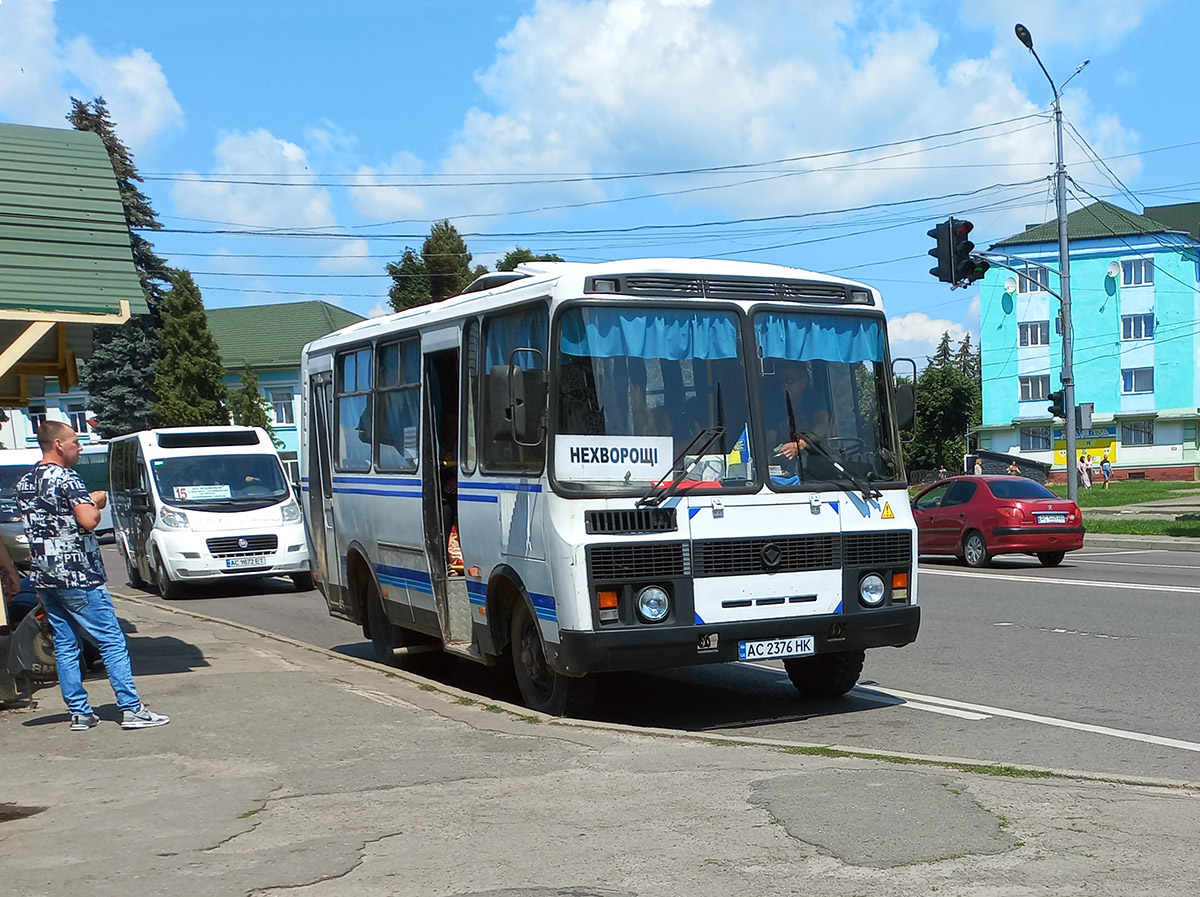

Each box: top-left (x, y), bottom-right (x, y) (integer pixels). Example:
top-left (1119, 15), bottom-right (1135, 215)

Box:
top-left (225, 557), bottom-right (268, 569)
top-left (738, 635), bottom-right (815, 661)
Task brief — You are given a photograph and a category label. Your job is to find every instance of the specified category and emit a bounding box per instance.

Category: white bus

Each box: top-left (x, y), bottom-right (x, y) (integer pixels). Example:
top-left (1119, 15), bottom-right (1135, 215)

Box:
top-left (301, 259), bottom-right (920, 714)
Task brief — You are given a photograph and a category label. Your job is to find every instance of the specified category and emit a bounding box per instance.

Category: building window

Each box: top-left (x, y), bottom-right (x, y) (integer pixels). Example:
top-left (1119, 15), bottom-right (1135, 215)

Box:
top-left (1121, 419), bottom-right (1154, 445)
top-left (1121, 367), bottom-right (1154, 394)
top-left (66, 403), bottom-right (89, 434)
top-left (1121, 313), bottom-right (1154, 340)
top-left (1122, 259), bottom-right (1154, 287)
top-left (28, 404), bottom-right (47, 434)
top-left (1018, 321), bottom-right (1050, 347)
top-left (1017, 266), bottom-right (1050, 293)
top-left (270, 390), bottom-right (295, 425)
top-left (1019, 375), bottom-right (1050, 402)
top-left (1020, 426), bottom-right (1052, 451)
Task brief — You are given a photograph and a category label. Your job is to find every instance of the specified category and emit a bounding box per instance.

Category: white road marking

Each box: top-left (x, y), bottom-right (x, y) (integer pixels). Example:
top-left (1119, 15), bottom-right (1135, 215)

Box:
top-left (884, 700), bottom-right (991, 721)
top-left (1069, 558), bottom-right (1200, 571)
top-left (857, 684), bottom-right (1200, 753)
top-left (921, 567), bottom-right (1200, 595)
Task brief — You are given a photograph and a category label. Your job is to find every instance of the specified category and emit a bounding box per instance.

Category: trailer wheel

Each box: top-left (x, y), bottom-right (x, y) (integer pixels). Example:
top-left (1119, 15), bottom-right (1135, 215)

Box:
top-left (784, 649), bottom-right (865, 700)
top-left (510, 600), bottom-right (593, 716)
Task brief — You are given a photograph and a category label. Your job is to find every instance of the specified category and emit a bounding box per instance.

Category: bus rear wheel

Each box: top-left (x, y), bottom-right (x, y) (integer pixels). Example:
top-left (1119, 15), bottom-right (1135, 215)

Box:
top-left (784, 649), bottom-right (865, 700)
top-left (365, 578), bottom-right (399, 667)
top-left (510, 600), bottom-right (594, 716)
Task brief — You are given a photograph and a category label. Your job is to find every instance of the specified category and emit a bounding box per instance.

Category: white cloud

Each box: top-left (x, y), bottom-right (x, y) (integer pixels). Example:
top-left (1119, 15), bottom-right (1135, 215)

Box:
top-left (888, 311), bottom-right (968, 363)
top-left (350, 152), bottom-right (428, 220)
top-left (964, 0), bottom-right (1152, 49)
top-left (399, 0), bottom-right (1138, 232)
top-left (366, 300), bottom-right (392, 318)
top-left (172, 130), bottom-right (336, 230)
top-left (317, 239), bottom-right (376, 273)
top-left (0, 1), bottom-right (181, 146)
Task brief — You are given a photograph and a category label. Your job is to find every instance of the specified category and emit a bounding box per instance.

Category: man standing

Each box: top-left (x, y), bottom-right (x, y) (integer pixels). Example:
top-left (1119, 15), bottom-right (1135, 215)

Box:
top-left (15, 421), bottom-right (169, 731)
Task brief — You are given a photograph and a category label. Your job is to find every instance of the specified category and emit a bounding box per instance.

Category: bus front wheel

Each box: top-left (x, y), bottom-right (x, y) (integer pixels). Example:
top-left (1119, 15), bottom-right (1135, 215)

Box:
top-left (365, 579), bottom-right (398, 667)
top-left (510, 601), bottom-right (594, 717)
top-left (153, 550), bottom-right (183, 601)
top-left (784, 649), bottom-right (865, 700)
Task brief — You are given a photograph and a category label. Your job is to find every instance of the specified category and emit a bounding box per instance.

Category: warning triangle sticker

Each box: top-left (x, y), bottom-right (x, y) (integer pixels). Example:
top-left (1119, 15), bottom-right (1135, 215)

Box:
top-left (881, 501), bottom-right (894, 519)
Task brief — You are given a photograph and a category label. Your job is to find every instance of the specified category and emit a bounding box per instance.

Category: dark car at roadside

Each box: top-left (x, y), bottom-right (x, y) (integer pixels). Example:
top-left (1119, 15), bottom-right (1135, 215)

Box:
top-left (911, 475), bottom-right (1084, 567)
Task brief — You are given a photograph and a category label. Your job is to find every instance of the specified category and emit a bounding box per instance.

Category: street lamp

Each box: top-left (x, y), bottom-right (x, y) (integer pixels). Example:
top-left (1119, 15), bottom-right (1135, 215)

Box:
top-left (1014, 23), bottom-right (1080, 502)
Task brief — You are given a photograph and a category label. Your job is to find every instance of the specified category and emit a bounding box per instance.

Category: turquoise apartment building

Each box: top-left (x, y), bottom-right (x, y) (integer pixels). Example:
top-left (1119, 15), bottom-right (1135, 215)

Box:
top-left (977, 201), bottom-right (1200, 478)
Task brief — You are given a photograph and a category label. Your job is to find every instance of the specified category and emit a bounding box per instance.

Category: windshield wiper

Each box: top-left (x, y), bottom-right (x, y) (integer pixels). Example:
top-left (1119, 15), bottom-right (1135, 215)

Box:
top-left (797, 432), bottom-right (881, 502)
top-left (637, 426), bottom-right (726, 509)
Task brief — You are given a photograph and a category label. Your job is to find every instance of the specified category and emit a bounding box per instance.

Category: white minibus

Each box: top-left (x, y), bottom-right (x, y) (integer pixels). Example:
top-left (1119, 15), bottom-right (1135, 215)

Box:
top-left (108, 427), bottom-right (311, 599)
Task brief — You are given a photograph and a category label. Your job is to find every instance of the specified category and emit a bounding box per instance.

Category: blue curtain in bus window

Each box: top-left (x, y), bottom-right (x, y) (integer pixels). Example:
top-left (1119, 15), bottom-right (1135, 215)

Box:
top-left (559, 307), bottom-right (739, 360)
top-left (337, 394), bottom-right (372, 471)
top-left (755, 313), bottom-right (885, 363)
top-left (377, 387), bottom-right (419, 471)
top-left (485, 307), bottom-right (548, 369)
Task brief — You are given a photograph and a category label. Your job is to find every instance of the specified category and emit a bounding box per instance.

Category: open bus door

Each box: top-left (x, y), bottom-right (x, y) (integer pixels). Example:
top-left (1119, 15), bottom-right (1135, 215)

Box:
top-left (306, 365), bottom-right (347, 614)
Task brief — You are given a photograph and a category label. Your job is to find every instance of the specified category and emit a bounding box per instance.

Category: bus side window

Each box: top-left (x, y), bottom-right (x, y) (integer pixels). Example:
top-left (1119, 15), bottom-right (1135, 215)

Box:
top-left (336, 346), bottom-right (373, 471)
top-left (481, 304), bottom-right (548, 474)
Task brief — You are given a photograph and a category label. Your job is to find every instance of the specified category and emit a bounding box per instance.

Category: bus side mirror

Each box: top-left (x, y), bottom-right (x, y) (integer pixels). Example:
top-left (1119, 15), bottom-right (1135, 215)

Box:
top-left (895, 382), bottom-right (915, 431)
top-left (489, 364), bottom-right (548, 446)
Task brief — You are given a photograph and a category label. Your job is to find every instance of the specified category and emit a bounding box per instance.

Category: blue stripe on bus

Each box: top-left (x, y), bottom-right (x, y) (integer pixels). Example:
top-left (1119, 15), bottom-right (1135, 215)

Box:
top-left (458, 494), bottom-right (499, 503)
top-left (334, 475), bottom-right (421, 486)
top-left (333, 488), bottom-right (423, 498)
top-left (459, 481), bottom-right (543, 493)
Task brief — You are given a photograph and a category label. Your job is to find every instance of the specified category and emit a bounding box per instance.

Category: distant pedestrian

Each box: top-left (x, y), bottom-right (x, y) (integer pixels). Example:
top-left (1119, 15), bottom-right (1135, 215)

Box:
top-left (1084, 453), bottom-right (1094, 487)
top-left (1100, 455), bottom-right (1112, 489)
top-left (973, 458), bottom-right (983, 476)
top-left (937, 464), bottom-right (948, 480)
top-left (1005, 461), bottom-right (1020, 476)
top-left (15, 421), bottom-right (170, 731)
top-left (1077, 454), bottom-right (1090, 489)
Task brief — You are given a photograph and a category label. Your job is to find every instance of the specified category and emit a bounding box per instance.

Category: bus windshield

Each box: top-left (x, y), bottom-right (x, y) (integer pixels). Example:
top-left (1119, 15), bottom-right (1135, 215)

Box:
top-left (754, 309), bottom-right (903, 488)
top-left (555, 305), bottom-right (753, 492)
top-left (151, 453), bottom-right (290, 509)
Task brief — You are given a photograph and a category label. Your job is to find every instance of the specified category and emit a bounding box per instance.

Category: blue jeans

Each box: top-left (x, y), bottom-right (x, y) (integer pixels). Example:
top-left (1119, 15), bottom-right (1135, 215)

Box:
top-left (37, 585), bottom-right (141, 715)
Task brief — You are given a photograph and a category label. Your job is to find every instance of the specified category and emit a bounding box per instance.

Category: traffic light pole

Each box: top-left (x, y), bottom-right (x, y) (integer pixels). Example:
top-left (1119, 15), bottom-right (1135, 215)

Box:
top-left (1018, 23), bottom-right (1077, 501)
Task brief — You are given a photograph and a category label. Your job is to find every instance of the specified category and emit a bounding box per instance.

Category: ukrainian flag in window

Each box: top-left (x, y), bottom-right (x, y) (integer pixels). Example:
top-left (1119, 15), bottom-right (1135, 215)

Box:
top-left (726, 424), bottom-right (752, 466)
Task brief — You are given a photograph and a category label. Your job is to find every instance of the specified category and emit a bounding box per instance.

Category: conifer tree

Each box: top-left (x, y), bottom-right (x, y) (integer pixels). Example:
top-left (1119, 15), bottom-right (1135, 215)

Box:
top-left (153, 271), bottom-right (229, 426)
top-left (496, 248), bottom-right (564, 271)
top-left (68, 97), bottom-right (171, 436)
top-left (229, 364), bottom-right (283, 447)
top-left (423, 219), bottom-right (474, 301)
top-left (386, 248), bottom-right (432, 311)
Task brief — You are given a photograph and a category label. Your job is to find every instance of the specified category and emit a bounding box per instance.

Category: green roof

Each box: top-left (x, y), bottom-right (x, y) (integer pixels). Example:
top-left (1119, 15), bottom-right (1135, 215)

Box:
top-left (206, 300), bottom-right (364, 370)
top-left (0, 122), bottom-right (147, 316)
top-left (992, 201), bottom-right (1184, 247)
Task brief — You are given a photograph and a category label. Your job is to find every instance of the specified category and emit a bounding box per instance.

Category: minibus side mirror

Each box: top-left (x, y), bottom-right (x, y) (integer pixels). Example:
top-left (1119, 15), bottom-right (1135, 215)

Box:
top-left (129, 491), bottom-right (151, 513)
top-left (489, 359), bottom-right (547, 446)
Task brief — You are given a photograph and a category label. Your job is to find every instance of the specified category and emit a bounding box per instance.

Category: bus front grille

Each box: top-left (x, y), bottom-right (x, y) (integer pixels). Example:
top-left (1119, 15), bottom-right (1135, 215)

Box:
top-left (587, 542), bottom-right (687, 581)
top-left (692, 534), bottom-right (839, 577)
top-left (585, 508), bottom-right (678, 535)
top-left (207, 534), bottom-right (279, 557)
top-left (842, 530), bottom-right (912, 567)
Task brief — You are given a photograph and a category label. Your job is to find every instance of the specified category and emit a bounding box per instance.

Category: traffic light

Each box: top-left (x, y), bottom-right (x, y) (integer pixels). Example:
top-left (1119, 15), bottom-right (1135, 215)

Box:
top-left (1047, 389), bottom-right (1065, 419)
top-left (951, 219), bottom-right (989, 284)
top-left (928, 220), bottom-right (953, 283)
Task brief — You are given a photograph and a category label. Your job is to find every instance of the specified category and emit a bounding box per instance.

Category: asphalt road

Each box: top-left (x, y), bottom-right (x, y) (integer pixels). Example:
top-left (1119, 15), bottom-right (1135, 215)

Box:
top-left (101, 544), bottom-right (1200, 782)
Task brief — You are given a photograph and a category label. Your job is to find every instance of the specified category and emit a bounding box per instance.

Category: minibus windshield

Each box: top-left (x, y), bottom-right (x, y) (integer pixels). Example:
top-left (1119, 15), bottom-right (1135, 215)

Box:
top-left (151, 453), bottom-right (290, 508)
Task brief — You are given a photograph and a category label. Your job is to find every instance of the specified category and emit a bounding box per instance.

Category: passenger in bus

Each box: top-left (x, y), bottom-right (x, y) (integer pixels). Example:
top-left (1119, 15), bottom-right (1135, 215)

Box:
top-left (438, 407), bottom-right (463, 576)
top-left (767, 362), bottom-right (829, 480)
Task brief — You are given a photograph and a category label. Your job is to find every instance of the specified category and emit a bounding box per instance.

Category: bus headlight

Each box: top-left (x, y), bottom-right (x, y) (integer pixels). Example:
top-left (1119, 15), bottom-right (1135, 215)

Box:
top-left (281, 499), bottom-right (301, 522)
top-left (160, 507), bottom-right (189, 529)
top-left (635, 586), bottom-right (670, 623)
top-left (859, 573), bottom-right (885, 607)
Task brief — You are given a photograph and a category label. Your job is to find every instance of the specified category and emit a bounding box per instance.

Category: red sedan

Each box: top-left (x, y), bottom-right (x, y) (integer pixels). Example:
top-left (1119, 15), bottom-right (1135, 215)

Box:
top-left (911, 475), bottom-right (1084, 567)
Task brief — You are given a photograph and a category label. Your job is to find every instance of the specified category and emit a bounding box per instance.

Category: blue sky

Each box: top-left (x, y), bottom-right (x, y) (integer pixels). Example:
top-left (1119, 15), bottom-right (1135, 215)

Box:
top-left (2, 0), bottom-right (1197, 361)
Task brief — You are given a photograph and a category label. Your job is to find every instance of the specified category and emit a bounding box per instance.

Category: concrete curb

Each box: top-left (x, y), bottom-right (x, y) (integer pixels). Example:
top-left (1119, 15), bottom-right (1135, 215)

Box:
top-left (1083, 532), bottom-right (1200, 552)
top-left (107, 585), bottom-right (1200, 793)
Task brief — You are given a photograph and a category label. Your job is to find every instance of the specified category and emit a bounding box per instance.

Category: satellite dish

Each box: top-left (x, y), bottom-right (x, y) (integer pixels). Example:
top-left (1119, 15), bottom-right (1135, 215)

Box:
top-left (1107, 261), bottom-right (1122, 279)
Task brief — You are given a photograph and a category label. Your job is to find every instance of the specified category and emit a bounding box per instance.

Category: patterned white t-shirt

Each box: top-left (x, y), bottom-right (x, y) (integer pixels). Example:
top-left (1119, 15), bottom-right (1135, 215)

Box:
top-left (15, 463), bottom-right (105, 590)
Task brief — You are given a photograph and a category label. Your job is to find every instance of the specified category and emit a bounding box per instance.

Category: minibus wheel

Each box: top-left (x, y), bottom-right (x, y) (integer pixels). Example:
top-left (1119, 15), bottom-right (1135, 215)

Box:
top-left (784, 649), bottom-right (865, 700)
top-left (153, 550), bottom-right (183, 601)
top-left (123, 545), bottom-right (144, 589)
top-left (510, 600), bottom-right (594, 716)
top-left (290, 572), bottom-right (314, 591)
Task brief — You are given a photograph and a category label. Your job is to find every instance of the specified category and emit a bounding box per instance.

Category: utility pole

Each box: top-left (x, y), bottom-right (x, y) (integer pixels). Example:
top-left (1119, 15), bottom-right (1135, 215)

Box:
top-left (1016, 23), bottom-right (1082, 502)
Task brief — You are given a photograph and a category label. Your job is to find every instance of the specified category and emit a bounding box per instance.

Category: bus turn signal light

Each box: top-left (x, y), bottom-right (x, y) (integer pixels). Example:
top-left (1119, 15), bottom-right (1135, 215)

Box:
top-left (892, 571), bottom-right (909, 601)
top-left (598, 589), bottom-right (619, 623)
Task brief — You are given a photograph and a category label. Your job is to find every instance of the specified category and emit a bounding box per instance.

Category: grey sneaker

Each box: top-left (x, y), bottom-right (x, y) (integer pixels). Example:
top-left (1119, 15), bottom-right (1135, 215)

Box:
top-left (121, 705), bottom-right (170, 729)
top-left (70, 713), bottom-right (100, 731)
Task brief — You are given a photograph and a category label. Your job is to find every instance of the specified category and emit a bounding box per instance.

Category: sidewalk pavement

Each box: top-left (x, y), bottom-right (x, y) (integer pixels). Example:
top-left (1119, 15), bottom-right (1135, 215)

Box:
top-left (2, 594), bottom-right (1199, 897)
